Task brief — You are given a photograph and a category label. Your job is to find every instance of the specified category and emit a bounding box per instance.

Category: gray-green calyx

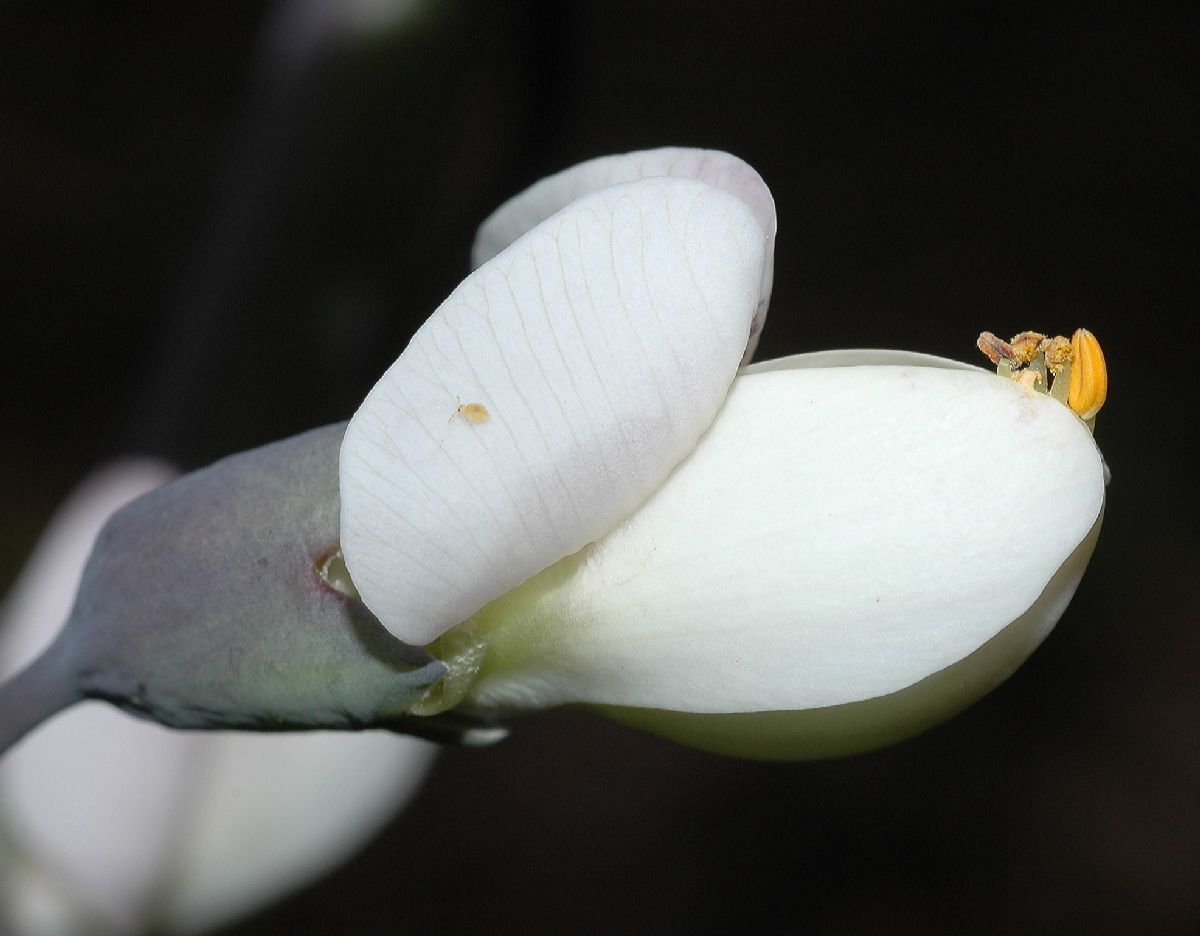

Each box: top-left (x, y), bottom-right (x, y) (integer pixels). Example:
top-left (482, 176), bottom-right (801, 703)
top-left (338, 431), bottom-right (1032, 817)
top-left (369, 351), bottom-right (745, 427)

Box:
top-left (0, 425), bottom-right (504, 757)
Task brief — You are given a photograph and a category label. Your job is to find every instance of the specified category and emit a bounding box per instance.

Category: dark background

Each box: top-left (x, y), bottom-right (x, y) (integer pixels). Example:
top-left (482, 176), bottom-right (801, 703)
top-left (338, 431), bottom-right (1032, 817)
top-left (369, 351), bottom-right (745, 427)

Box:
top-left (1, 2), bottom-right (1196, 933)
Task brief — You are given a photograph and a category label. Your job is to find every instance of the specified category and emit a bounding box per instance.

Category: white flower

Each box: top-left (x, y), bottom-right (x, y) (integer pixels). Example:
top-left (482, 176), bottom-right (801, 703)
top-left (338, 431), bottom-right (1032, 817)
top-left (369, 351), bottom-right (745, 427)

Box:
top-left (0, 464), bottom-right (437, 935)
top-left (338, 147), bottom-right (1106, 759)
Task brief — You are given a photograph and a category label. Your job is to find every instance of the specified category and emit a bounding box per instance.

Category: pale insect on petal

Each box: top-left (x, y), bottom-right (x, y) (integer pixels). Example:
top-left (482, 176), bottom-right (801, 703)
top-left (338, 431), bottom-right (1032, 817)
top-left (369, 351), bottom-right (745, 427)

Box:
top-left (452, 401), bottom-right (491, 424)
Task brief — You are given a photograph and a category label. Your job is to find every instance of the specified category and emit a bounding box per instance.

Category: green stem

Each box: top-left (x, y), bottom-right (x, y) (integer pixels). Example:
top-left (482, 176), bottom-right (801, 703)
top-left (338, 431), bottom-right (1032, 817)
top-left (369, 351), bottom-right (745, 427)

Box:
top-left (0, 637), bottom-right (79, 757)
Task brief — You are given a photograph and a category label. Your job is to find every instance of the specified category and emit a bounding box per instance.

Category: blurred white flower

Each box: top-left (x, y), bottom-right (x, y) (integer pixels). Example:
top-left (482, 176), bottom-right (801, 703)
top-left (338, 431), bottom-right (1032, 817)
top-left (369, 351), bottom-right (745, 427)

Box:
top-left (0, 462), bottom-right (436, 935)
top-left (339, 148), bottom-right (1106, 758)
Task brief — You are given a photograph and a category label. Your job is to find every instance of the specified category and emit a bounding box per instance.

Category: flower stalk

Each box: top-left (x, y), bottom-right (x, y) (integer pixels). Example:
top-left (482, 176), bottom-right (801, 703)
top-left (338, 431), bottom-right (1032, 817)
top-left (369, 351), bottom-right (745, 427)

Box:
top-left (0, 635), bottom-right (78, 756)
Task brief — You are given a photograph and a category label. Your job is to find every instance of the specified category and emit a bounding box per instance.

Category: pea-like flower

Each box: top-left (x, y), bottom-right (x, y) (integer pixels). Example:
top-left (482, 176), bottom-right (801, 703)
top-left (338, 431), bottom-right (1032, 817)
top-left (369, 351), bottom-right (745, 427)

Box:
top-left (0, 149), bottom-right (1106, 767)
top-left (339, 148), bottom-right (1107, 758)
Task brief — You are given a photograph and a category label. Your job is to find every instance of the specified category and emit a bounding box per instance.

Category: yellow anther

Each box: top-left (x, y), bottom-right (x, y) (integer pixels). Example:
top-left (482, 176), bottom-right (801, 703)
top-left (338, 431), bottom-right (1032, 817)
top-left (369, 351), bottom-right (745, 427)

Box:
top-left (1068, 328), bottom-right (1107, 420)
top-left (1042, 335), bottom-right (1073, 374)
top-left (976, 331), bottom-right (1016, 366)
top-left (1009, 331), bottom-right (1047, 365)
top-left (976, 325), bottom-right (1106, 429)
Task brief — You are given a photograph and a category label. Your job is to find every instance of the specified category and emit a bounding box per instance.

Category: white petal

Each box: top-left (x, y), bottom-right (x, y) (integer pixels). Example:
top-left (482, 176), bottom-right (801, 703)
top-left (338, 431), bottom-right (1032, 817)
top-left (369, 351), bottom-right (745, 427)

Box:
top-left (740, 347), bottom-right (977, 374)
top-left (471, 147), bottom-right (776, 362)
top-left (461, 363), bottom-right (1106, 717)
top-left (161, 731), bottom-right (434, 935)
top-left (0, 710), bottom-right (207, 935)
top-left (342, 174), bottom-right (770, 645)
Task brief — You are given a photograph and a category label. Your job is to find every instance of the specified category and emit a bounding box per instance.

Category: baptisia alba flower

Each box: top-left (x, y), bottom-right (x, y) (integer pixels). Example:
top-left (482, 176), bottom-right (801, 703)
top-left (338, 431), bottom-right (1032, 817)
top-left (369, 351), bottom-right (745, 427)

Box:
top-left (0, 465), bottom-right (436, 935)
top-left (340, 148), bottom-right (1107, 759)
top-left (0, 149), bottom-right (1106, 768)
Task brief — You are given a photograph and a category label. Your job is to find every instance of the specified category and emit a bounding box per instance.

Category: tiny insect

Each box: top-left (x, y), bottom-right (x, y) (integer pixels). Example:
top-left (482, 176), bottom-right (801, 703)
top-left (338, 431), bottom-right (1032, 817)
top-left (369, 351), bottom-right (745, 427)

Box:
top-left (450, 399), bottom-right (491, 424)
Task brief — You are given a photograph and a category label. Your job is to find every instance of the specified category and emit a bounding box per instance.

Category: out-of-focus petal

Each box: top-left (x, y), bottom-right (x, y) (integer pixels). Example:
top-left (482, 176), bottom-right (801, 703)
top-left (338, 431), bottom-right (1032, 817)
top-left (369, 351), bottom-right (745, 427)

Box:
top-left (342, 171), bottom-right (770, 645)
top-left (162, 731), bottom-right (434, 935)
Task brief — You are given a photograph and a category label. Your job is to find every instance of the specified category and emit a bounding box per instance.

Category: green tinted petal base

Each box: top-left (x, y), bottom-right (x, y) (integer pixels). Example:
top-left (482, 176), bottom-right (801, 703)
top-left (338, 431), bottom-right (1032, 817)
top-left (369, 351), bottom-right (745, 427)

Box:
top-left (596, 515), bottom-right (1101, 760)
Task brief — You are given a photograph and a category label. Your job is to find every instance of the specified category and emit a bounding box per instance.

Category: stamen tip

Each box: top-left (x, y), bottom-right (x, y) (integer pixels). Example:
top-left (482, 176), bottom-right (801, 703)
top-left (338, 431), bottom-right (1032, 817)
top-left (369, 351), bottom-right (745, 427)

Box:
top-left (1068, 328), bottom-right (1107, 420)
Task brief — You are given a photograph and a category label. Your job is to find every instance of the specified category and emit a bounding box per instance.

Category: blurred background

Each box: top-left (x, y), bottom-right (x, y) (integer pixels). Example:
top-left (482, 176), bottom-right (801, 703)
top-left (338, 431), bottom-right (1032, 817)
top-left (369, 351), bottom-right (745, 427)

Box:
top-left (1, 1), bottom-right (1195, 933)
